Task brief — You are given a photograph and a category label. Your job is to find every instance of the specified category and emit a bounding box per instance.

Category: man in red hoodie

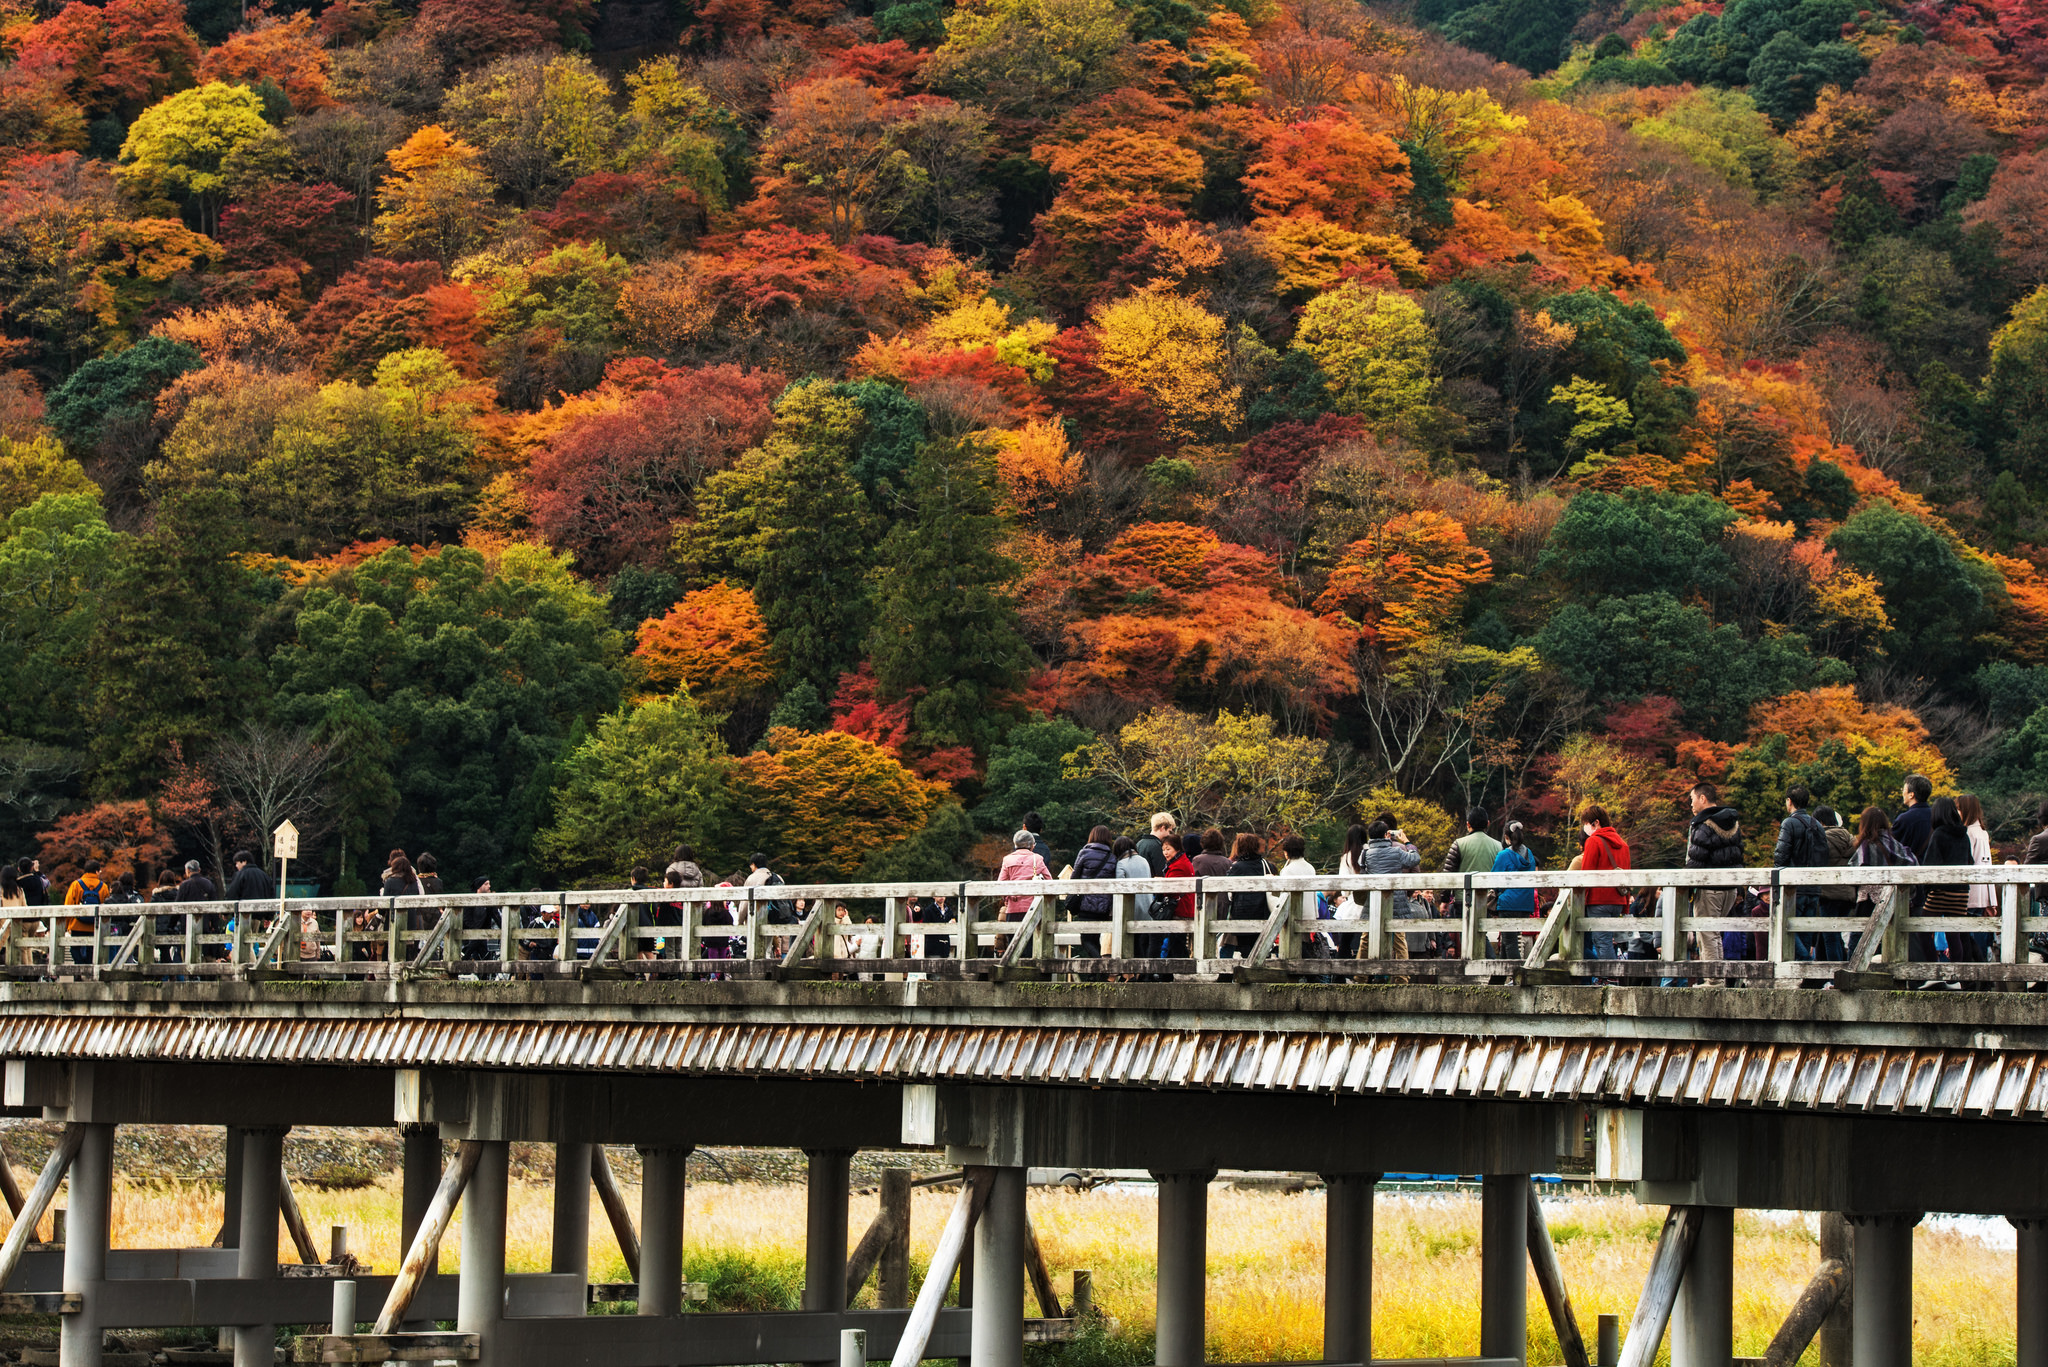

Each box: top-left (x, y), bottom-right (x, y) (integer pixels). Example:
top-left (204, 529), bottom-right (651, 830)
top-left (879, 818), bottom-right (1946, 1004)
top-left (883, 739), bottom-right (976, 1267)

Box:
top-left (1577, 803), bottom-right (1632, 964)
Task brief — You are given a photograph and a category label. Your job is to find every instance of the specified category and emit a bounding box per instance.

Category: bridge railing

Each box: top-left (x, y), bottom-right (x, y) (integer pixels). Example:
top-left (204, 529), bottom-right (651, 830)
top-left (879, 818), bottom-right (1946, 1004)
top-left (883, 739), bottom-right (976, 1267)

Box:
top-left (8, 864), bottom-right (2045, 984)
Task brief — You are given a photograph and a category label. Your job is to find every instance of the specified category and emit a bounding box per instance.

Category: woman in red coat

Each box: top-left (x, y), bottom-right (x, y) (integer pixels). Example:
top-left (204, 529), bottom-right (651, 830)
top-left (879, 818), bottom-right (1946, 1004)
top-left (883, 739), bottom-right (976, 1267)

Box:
top-left (1577, 802), bottom-right (1632, 962)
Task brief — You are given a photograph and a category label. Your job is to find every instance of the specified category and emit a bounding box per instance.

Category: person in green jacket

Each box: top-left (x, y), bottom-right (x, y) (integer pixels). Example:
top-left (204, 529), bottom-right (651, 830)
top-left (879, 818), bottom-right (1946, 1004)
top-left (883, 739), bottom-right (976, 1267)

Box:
top-left (1438, 808), bottom-right (1502, 956)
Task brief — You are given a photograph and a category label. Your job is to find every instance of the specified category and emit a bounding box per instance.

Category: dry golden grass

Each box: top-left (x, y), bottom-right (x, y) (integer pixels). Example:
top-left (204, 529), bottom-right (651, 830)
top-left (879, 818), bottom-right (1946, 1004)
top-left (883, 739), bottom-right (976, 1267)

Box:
top-left (68, 1179), bottom-right (2016, 1365)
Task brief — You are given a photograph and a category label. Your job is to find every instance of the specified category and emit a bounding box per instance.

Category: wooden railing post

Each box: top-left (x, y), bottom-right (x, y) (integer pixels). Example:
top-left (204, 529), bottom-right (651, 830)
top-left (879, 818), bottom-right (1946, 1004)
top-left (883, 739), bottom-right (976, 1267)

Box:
top-left (1109, 891), bottom-right (1129, 962)
top-left (1767, 874), bottom-right (1791, 977)
top-left (2002, 883), bottom-right (2021, 965)
top-left (1365, 889), bottom-right (1386, 961)
top-left (1659, 887), bottom-right (1681, 966)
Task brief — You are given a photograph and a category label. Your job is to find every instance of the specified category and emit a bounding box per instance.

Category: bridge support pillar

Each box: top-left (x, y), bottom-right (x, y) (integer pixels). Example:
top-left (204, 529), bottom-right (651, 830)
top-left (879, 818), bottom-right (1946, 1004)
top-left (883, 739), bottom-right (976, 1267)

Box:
top-left (1322, 1173), bottom-right (1377, 1365)
top-left (1481, 1173), bottom-right (1528, 1365)
top-left (971, 1166), bottom-right (1026, 1367)
top-left (638, 1145), bottom-right (692, 1316)
top-left (59, 1122), bottom-right (112, 1367)
top-left (234, 1126), bottom-right (285, 1367)
top-left (551, 1141), bottom-right (593, 1280)
top-left (1671, 1205), bottom-right (1734, 1367)
top-left (459, 1140), bottom-right (509, 1367)
top-left (804, 1149), bottom-right (853, 1367)
top-left (1849, 1213), bottom-right (1918, 1367)
top-left (400, 1123), bottom-right (442, 1328)
top-left (2015, 1217), bottom-right (2048, 1367)
top-left (1153, 1170), bottom-right (1212, 1367)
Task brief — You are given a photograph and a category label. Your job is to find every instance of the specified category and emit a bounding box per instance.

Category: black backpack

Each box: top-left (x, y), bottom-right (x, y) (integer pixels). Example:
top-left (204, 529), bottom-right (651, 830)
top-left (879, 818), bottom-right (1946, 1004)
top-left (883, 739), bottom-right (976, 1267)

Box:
top-left (761, 872), bottom-right (798, 925)
top-left (1789, 812), bottom-right (1830, 868)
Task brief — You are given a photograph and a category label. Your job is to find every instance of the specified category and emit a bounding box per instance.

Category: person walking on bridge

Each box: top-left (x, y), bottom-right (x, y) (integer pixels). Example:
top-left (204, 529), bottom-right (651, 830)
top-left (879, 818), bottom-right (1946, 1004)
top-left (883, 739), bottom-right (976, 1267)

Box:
top-left (1686, 783), bottom-right (1745, 973)
top-left (1489, 822), bottom-right (1540, 961)
top-left (1577, 804), bottom-right (1631, 963)
top-left (1438, 807), bottom-right (1500, 957)
top-left (1775, 786), bottom-right (1841, 967)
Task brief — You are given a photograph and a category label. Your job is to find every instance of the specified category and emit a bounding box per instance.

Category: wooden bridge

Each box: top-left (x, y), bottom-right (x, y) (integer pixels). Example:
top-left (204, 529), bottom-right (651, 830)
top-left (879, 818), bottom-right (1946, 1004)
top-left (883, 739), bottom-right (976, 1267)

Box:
top-left (1, 863), bottom-right (2044, 1367)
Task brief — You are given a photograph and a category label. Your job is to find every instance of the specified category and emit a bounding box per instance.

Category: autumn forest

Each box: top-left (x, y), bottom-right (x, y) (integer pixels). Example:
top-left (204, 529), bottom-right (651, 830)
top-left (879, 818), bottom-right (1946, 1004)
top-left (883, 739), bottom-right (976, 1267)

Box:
top-left (1, 0), bottom-right (2045, 888)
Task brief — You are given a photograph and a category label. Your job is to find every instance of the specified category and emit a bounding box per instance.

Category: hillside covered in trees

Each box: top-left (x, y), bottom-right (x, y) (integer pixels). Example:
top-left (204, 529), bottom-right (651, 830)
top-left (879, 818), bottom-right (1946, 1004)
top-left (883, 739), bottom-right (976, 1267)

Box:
top-left (1, 0), bottom-right (2046, 886)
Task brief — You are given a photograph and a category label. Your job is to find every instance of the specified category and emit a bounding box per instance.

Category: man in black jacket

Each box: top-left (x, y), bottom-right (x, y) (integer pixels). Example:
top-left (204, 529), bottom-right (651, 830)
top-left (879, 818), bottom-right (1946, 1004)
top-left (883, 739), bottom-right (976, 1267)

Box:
top-left (223, 850), bottom-right (275, 903)
top-left (1686, 782), bottom-right (1745, 976)
top-left (1774, 785), bottom-right (1841, 965)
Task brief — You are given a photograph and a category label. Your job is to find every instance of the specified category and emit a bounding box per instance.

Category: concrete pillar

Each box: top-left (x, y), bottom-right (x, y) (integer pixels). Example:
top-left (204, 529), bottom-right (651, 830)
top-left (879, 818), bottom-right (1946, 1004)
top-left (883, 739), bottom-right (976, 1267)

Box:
top-left (220, 1126), bottom-right (244, 1248)
top-left (1321, 1174), bottom-right (1377, 1366)
top-left (638, 1146), bottom-right (691, 1316)
top-left (1671, 1205), bottom-right (1734, 1367)
top-left (1848, 1213), bottom-right (1917, 1367)
top-left (2015, 1217), bottom-right (2048, 1367)
top-left (1480, 1174), bottom-right (1529, 1365)
top-left (234, 1127), bottom-right (285, 1367)
top-left (552, 1141), bottom-right (593, 1280)
top-left (804, 1149), bottom-right (852, 1312)
top-left (59, 1123), bottom-right (112, 1367)
top-left (459, 1141), bottom-right (509, 1367)
top-left (1819, 1213), bottom-right (1853, 1367)
top-left (970, 1167), bottom-right (1026, 1367)
top-left (400, 1123), bottom-right (442, 1328)
top-left (1153, 1170), bottom-right (1212, 1367)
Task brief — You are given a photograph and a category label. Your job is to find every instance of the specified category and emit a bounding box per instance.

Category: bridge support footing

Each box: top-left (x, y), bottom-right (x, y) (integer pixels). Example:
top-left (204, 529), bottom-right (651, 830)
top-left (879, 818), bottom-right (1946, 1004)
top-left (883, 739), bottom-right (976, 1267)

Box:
top-left (1671, 1205), bottom-right (1733, 1367)
top-left (1322, 1173), bottom-right (1376, 1364)
top-left (972, 1167), bottom-right (1026, 1367)
top-left (1481, 1174), bottom-right (1528, 1366)
top-left (552, 1141), bottom-right (592, 1281)
top-left (639, 1145), bottom-right (691, 1316)
top-left (60, 1123), bottom-right (111, 1367)
top-left (1153, 1171), bottom-right (1211, 1367)
top-left (1850, 1213), bottom-right (1917, 1367)
top-left (805, 1149), bottom-right (852, 1367)
top-left (459, 1140), bottom-right (508, 1367)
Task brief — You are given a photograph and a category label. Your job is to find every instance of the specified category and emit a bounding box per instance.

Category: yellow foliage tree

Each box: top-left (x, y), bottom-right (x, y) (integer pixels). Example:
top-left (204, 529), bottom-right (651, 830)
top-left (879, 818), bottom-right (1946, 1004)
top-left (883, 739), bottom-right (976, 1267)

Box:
top-left (1064, 706), bottom-right (1340, 835)
top-left (988, 418), bottom-right (1081, 511)
top-left (1090, 289), bottom-right (1241, 441)
top-left (374, 126), bottom-right (503, 266)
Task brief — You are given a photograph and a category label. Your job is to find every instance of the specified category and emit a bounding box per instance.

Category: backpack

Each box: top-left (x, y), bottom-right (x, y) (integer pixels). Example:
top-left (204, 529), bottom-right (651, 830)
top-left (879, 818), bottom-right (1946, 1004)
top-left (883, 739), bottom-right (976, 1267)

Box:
top-left (761, 872), bottom-right (798, 925)
top-left (74, 877), bottom-right (106, 905)
top-left (1787, 812), bottom-right (1830, 868)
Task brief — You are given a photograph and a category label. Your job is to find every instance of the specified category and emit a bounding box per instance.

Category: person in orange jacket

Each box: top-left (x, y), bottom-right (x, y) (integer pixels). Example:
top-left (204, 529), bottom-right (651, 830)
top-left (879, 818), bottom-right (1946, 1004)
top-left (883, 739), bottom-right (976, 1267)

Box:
top-left (62, 860), bottom-right (112, 964)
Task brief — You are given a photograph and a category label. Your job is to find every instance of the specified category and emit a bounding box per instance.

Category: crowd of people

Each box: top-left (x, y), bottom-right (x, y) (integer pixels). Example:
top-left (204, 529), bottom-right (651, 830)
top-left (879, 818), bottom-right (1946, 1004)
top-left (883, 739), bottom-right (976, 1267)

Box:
top-left (8, 772), bottom-right (2043, 979)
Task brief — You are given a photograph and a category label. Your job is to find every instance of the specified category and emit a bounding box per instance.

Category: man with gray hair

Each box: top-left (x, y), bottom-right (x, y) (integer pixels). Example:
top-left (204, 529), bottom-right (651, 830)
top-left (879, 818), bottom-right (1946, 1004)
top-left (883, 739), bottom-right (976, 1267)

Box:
top-left (176, 859), bottom-right (223, 962)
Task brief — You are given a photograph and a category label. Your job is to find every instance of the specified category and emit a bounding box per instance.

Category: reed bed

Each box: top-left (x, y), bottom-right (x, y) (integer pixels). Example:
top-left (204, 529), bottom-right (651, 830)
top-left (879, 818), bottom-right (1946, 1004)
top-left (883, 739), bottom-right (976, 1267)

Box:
top-left (64, 1178), bottom-right (2015, 1365)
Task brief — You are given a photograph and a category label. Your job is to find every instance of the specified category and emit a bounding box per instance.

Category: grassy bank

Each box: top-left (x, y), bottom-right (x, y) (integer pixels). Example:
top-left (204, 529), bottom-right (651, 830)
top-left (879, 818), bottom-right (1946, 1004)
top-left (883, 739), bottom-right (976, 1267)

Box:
top-left (77, 1178), bottom-right (2014, 1365)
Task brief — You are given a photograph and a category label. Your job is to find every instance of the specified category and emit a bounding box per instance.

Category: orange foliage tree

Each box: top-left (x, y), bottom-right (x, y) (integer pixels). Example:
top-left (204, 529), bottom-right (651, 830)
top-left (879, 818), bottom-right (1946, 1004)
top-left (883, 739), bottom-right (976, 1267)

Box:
top-left (36, 800), bottom-right (175, 884)
top-left (1314, 510), bottom-right (1493, 653)
top-left (197, 13), bottom-right (331, 112)
top-left (726, 728), bottom-right (942, 879)
top-left (1244, 106), bottom-right (1412, 231)
top-left (633, 583), bottom-right (778, 709)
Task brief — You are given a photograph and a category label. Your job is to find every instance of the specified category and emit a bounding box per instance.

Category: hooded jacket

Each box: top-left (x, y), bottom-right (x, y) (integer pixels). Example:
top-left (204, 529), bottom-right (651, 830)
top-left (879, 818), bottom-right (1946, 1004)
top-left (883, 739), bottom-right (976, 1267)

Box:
top-left (1686, 807), bottom-right (1744, 871)
top-left (1580, 825), bottom-right (1631, 905)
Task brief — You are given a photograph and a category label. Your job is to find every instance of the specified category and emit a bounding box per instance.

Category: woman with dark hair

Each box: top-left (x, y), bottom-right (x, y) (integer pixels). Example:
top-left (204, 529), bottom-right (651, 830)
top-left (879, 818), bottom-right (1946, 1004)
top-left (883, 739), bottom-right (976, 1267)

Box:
top-left (1069, 824), bottom-right (1119, 959)
top-left (1157, 832), bottom-right (1195, 963)
top-left (1850, 806), bottom-right (1915, 960)
top-left (1489, 821), bottom-right (1540, 960)
top-left (1924, 796), bottom-right (1983, 973)
top-left (1223, 833), bottom-right (1273, 958)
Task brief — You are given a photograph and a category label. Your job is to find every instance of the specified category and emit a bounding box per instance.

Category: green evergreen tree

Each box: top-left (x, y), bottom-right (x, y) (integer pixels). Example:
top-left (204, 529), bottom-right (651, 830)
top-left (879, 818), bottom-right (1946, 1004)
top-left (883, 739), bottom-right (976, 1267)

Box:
top-left (866, 438), bottom-right (1034, 748)
top-left (752, 392), bottom-right (878, 692)
top-left (84, 487), bottom-right (271, 789)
